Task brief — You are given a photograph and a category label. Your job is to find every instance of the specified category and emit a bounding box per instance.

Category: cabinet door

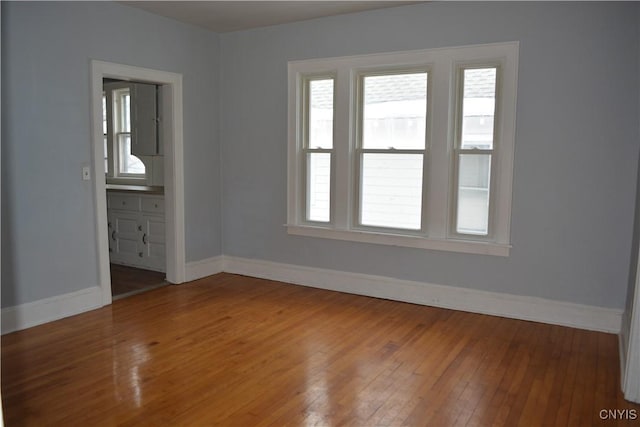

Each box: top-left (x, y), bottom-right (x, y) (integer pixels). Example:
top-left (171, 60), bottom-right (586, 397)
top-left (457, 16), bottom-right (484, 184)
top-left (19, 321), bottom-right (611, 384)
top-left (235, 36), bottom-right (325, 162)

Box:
top-left (131, 83), bottom-right (158, 156)
top-left (110, 210), bottom-right (143, 264)
top-left (140, 213), bottom-right (166, 272)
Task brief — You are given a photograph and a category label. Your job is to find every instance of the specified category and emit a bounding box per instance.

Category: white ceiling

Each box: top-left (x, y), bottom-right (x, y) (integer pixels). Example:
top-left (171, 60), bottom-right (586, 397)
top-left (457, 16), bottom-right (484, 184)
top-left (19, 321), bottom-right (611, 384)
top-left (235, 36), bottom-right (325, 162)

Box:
top-left (120, 1), bottom-right (423, 33)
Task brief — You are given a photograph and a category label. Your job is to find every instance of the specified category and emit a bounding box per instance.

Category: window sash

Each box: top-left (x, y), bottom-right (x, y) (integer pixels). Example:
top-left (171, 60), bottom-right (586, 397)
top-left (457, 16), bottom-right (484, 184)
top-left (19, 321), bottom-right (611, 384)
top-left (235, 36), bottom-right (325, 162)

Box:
top-left (354, 70), bottom-right (429, 233)
top-left (102, 93), bottom-right (110, 176)
top-left (300, 75), bottom-right (336, 224)
top-left (117, 132), bottom-right (146, 177)
top-left (451, 151), bottom-right (493, 236)
top-left (104, 85), bottom-right (146, 180)
top-left (116, 88), bottom-right (143, 178)
top-left (303, 148), bottom-right (332, 223)
top-left (355, 150), bottom-right (426, 232)
top-left (450, 64), bottom-right (500, 240)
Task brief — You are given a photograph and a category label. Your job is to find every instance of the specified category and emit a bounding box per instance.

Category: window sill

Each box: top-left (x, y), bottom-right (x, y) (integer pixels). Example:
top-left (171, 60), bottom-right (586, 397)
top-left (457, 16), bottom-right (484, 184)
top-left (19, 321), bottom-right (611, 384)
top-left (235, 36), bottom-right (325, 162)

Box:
top-left (286, 224), bottom-right (511, 257)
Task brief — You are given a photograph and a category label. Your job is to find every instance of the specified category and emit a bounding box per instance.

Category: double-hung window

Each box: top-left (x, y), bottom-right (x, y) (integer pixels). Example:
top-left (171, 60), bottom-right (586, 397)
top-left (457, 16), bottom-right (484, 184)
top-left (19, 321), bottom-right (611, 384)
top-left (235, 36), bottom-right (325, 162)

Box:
top-left (113, 88), bottom-right (146, 176)
top-left (304, 77), bottom-right (335, 223)
top-left (357, 71), bottom-right (428, 232)
top-left (287, 42), bottom-right (518, 256)
top-left (453, 67), bottom-right (497, 237)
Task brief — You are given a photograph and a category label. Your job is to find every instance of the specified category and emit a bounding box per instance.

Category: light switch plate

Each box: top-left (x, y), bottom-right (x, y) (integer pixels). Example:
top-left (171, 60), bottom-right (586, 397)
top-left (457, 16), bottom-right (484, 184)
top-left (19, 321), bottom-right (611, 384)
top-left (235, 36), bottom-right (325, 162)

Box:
top-left (82, 166), bottom-right (91, 181)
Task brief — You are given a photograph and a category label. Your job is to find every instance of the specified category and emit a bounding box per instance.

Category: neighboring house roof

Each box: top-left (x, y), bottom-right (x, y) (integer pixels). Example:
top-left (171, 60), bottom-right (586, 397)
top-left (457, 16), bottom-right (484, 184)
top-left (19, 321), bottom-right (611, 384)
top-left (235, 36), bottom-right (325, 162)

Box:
top-left (464, 68), bottom-right (496, 99)
top-left (310, 68), bottom-right (496, 109)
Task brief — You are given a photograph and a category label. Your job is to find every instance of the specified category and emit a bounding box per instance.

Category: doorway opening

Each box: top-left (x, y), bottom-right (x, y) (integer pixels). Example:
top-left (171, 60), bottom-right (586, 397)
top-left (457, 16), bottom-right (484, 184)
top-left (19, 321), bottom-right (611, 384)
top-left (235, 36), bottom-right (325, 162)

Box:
top-left (90, 61), bottom-right (186, 306)
top-left (102, 78), bottom-right (169, 299)
top-left (110, 264), bottom-right (167, 300)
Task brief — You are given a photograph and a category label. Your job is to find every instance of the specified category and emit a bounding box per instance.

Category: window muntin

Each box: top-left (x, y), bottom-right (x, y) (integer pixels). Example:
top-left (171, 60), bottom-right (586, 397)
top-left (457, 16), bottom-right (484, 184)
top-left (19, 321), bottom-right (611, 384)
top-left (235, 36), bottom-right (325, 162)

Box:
top-left (303, 77), bottom-right (334, 223)
top-left (356, 71), bottom-right (428, 231)
top-left (287, 43), bottom-right (518, 256)
top-left (453, 66), bottom-right (497, 237)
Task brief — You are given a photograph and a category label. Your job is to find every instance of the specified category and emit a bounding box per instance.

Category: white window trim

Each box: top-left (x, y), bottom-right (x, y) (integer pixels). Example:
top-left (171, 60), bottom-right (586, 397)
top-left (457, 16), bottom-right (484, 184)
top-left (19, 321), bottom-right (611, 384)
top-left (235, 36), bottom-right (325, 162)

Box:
top-left (287, 42), bottom-right (519, 257)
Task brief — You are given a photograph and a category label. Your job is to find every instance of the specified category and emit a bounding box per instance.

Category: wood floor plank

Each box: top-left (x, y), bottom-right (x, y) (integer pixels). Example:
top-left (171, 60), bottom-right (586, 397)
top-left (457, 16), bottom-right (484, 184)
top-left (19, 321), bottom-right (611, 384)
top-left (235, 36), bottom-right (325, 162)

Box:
top-left (110, 264), bottom-right (166, 298)
top-left (2, 273), bottom-right (638, 426)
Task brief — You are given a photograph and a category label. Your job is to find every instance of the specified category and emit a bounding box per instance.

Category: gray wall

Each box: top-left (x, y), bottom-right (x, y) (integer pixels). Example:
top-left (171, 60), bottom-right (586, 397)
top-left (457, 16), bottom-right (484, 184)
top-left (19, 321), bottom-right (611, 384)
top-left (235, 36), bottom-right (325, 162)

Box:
top-left (1, 2), bottom-right (222, 307)
top-left (220, 2), bottom-right (640, 309)
top-left (3, 1), bottom-right (639, 312)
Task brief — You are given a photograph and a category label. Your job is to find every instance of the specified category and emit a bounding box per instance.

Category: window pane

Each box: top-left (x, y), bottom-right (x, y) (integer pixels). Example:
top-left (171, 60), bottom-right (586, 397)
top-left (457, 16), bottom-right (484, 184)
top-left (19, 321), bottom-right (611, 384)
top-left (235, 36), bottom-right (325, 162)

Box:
top-left (307, 153), bottom-right (331, 222)
top-left (104, 136), bottom-right (108, 174)
top-left (119, 134), bottom-right (146, 175)
top-left (456, 154), bottom-right (491, 235)
top-left (121, 93), bottom-right (131, 133)
top-left (461, 68), bottom-right (496, 150)
top-left (362, 73), bottom-right (427, 150)
top-left (102, 94), bottom-right (107, 134)
top-left (308, 79), bottom-right (333, 149)
top-left (361, 153), bottom-right (422, 230)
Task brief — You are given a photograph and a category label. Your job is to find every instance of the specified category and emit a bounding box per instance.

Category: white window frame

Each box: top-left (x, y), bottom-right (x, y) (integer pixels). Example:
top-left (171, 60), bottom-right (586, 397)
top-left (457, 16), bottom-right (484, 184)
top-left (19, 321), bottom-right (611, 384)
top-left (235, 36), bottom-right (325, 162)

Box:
top-left (300, 74), bottom-right (336, 224)
top-left (287, 42), bottom-right (519, 257)
top-left (450, 63), bottom-right (499, 239)
top-left (353, 68), bottom-right (431, 235)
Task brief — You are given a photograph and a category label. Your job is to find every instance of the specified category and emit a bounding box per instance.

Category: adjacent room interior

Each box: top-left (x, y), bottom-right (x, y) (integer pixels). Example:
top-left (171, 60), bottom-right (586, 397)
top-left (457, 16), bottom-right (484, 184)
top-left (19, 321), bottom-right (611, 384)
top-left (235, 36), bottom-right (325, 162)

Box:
top-left (102, 78), bottom-right (168, 299)
top-left (2, 1), bottom-right (640, 425)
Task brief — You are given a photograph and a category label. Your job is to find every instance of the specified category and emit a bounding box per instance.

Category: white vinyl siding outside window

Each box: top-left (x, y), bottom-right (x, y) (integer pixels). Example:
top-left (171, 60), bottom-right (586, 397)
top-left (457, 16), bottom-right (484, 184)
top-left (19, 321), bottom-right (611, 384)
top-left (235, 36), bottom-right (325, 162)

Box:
top-left (287, 42), bottom-right (518, 256)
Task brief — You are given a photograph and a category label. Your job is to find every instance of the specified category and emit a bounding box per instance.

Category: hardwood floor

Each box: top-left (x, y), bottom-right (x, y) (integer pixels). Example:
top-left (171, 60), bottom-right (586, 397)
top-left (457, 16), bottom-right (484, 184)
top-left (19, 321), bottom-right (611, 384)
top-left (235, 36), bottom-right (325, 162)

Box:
top-left (110, 264), bottom-right (167, 298)
top-left (2, 273), bottom-right (639, 426)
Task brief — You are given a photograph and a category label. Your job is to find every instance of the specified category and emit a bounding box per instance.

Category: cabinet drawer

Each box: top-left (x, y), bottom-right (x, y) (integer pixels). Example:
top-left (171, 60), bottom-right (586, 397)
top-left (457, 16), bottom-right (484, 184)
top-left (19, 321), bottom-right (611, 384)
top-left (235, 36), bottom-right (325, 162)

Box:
top-left (108, 194), bottom-right (141, 211)
top-left (141, 197), bottom-right (165, 214)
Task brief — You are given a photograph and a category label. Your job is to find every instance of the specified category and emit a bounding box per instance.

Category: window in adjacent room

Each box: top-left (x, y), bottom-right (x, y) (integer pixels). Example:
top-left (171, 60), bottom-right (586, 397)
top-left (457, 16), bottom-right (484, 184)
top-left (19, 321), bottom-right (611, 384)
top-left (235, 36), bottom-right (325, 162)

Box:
top-left (113, 87), bottom-right (145, 176)
top-left (103, 81), bottom-right (160, 183)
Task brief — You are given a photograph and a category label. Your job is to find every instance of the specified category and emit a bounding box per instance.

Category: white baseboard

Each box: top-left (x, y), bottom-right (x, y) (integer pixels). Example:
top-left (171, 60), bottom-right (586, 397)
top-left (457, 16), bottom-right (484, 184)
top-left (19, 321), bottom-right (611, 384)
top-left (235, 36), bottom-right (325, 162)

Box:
top-left (185, 255), bottom-right (224, 282)
top-left (1, 286), bottom-right (102, 334)
top-left (222, 256), bottom-right (623, 334)
top-left (3, 255), bottom-right (623, 336)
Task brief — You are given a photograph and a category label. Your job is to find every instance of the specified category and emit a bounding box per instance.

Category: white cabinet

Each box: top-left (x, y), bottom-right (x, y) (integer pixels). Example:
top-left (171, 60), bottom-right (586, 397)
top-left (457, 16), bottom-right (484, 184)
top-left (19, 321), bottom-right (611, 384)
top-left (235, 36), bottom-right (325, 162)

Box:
top-left (108, 192), bottom-right (165, 272)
